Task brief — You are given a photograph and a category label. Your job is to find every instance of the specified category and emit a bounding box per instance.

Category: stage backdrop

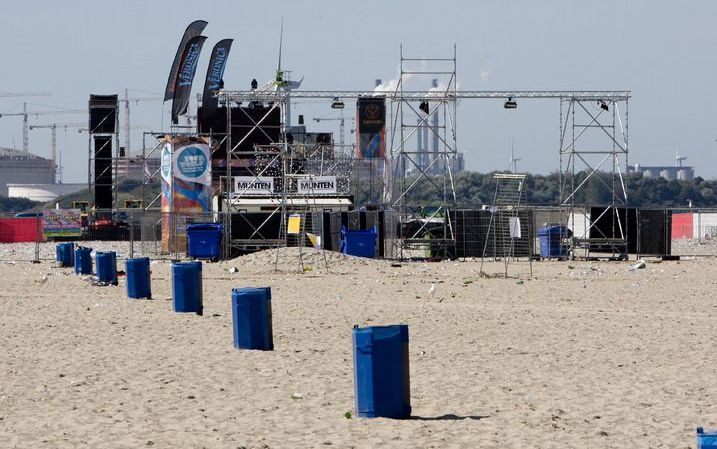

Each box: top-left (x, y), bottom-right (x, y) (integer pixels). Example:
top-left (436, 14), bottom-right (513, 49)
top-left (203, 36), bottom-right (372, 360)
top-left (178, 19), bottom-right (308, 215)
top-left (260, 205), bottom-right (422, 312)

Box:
top-left (161, 136), bottom-right (212, 252)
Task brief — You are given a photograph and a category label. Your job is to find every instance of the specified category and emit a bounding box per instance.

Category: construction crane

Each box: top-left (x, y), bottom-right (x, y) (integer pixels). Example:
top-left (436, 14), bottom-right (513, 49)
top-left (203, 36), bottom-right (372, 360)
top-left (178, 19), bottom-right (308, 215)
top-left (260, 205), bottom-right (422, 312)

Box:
top-left (28, 122), bottom-right (86, 183)
top-left (0, 102), bottom-right (84, 153)
top-left (120, 89), bottom-right (163, 154)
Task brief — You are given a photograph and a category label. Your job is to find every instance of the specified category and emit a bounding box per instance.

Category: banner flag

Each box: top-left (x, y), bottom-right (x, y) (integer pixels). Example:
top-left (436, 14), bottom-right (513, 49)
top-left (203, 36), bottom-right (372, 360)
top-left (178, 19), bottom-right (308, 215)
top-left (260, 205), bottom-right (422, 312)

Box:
top-left (202, 39), bottom-right (233, 117)
top-left (171, 35), bottom-right (208, 124)
top-left (164, 20), bottom-right (208, 101)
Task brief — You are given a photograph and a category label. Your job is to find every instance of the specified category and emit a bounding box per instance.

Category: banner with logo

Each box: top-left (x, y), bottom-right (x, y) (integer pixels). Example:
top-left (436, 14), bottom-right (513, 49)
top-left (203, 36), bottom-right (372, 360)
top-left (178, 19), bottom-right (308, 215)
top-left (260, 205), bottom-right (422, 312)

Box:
top-left (171, 35), bottom-right (208, 124)
top-left (297, 176), bottom-right (338, 194)
top-left (232, 176), bottom-right (275, 196)
top-left (160, 136), bottom-right (212, 252)
top-left (355, 96), bottom-right (386, 159)
top-left (42, 209), bottom-right (82, 238)
top-left (164, 20), bottom-right (208, 101)
top-left (202, 38), bottom-right (233, 119)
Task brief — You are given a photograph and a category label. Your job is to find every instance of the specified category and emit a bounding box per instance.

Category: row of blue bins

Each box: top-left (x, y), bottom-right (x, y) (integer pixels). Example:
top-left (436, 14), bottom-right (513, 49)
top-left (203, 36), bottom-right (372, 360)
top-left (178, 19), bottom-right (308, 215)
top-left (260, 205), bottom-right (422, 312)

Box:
top-left (55, 242), bottom-right (411, 420)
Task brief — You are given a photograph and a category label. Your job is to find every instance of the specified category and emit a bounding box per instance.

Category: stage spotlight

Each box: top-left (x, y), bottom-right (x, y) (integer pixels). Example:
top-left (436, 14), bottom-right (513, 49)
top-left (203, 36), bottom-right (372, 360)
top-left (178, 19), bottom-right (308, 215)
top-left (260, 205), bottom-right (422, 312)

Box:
top-left (419, 101), bottom-right (429, 114)
top-left (331, 97), bottom-right (345, 109)
top-left (599, 100), bottom-right (609, 111)
top-left (251, 78), bottom-right (258, 90)
top-left (504, 97), bottom-right (517, 109)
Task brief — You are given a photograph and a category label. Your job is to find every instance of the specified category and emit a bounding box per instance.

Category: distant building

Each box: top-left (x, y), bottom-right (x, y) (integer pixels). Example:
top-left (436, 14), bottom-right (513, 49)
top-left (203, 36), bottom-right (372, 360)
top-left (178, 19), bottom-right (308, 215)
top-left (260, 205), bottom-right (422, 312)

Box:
top-left (0, 147), bottom-right (55, 197)
top-left (7, 183), bottom-right (86, 202)
top-left (630, 164), bottom-right (694, 181)
top-left (115, 155), bottom-right (161, 181)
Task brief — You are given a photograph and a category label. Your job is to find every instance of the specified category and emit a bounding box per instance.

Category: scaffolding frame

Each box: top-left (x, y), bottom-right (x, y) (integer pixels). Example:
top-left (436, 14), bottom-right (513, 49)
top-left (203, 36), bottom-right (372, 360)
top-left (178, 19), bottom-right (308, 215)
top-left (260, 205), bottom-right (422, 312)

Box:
top-left (207, 87), bottom-right (630, 259)
top-left (559, 95), bottom-right (630, 259)
top-left (385, 46), bottom-right (459, 260)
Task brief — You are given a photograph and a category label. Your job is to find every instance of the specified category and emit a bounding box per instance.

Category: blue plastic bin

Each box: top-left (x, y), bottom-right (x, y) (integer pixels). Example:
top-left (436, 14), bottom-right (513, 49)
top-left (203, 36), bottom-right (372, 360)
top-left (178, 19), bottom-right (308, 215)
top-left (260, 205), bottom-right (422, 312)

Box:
top-left (125, 257), bottom-right (151, 299)
top-left (56, 242), bottom-right (75, 267)
top-left (697, 428), bottom-right (717, 449)
top-left (74, 247), bottom-right (92, 275)
top-left (340, 225), bottom-right (377, 258)
top-left (95, 251), bottom-right (117, 284)
top-left (172, 261), bottom-right (203, 315)
top-left (231, 287), bottom-right (274, 350)
top-left (186, 223), bottom-right (223, 260)
top-left (352, 324), bottom-right (411, 419)
top-left (538, 225), bottom-right (572, 258)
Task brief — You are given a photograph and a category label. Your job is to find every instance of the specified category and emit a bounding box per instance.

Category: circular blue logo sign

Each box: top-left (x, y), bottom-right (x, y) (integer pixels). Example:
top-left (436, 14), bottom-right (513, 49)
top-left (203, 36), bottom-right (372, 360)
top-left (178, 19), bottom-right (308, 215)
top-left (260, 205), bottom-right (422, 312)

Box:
top-left (176, 146), bottom-right (207, 179)
top-left (161, 144), bottom-right (171, 178)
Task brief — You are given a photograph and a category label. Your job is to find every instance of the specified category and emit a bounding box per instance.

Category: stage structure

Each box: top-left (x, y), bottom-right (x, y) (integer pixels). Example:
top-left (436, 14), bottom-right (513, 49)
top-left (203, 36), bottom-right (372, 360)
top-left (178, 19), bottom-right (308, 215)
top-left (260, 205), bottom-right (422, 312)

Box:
top-left (559, 94), bottom-right (630, 258)
top-left (212, 85), bottom-right (629, 258)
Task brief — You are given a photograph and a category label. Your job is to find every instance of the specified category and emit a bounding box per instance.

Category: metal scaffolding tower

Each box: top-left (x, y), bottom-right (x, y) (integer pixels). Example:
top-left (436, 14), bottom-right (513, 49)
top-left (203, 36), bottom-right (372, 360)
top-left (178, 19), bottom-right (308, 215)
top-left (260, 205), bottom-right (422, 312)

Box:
top-left (559, 95), bottom-right (630, 259)
top-left (386, 46), bottom-right (459, 259)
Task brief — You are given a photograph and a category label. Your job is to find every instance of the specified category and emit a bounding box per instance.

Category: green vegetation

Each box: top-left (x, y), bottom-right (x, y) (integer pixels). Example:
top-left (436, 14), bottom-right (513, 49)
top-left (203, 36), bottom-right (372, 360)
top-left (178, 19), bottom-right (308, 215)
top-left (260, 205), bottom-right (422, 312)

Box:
top-left (354, 171), bottom-right (715, 209)
top-left (0, 196), bottom-right (41, 213)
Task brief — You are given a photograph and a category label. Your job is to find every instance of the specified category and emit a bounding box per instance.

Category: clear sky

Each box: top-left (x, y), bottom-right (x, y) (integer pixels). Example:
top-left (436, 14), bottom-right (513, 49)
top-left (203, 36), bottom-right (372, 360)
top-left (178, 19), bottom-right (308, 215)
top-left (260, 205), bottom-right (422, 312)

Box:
top-left (1, 0), bottom-right (716, 182)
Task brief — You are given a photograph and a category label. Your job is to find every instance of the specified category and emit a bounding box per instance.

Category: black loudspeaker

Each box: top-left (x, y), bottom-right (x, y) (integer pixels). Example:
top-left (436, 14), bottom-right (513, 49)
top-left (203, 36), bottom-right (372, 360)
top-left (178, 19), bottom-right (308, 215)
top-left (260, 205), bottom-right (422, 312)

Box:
top-left (94, 135), bottom-right (113, 209)
top-left (89, 94), bottom-right (118, 134)
top-left (197, 105), bottom-right (281, 158)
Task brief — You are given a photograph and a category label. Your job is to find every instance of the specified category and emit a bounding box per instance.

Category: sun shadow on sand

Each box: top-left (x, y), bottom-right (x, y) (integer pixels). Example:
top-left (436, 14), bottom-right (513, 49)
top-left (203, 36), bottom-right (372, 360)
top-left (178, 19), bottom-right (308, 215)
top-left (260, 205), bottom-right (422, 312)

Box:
top-left (410, 414), bottom-right (489, 421)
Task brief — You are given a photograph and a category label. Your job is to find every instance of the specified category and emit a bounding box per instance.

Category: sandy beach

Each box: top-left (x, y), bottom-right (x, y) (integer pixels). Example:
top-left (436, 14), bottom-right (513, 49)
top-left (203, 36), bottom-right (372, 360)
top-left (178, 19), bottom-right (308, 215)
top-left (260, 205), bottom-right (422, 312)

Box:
top-left (1, 246), bottom-right (716, 448)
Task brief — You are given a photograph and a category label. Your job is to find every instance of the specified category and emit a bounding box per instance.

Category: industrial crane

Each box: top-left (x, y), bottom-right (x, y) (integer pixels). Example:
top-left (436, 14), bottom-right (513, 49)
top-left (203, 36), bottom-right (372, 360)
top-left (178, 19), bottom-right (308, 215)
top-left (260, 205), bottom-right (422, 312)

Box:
top-left (313, 115), bottom-right (355, 148)
top-left (0, 102), bottom-right (84, 153)
top-left (28, 122), bottom-right (86, 183)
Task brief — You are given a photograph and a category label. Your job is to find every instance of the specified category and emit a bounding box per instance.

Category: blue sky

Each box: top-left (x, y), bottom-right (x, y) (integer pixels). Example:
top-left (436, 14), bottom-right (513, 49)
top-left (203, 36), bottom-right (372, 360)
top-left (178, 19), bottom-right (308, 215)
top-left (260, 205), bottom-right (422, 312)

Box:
top-left (1, 0), bottom-right (716, 182)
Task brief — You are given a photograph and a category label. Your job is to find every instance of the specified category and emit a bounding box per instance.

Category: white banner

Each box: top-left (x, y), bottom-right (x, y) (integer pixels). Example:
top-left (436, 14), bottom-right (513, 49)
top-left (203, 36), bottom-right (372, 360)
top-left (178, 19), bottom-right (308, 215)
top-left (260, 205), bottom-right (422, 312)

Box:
top-left (233, 176), bottom-right (275, 196)
top-left (297, 176), bottom-right (337, 194)
top-left (160, 142), bottom-right (172, 184)
top-left (172, 143), bottom-right (211, 186)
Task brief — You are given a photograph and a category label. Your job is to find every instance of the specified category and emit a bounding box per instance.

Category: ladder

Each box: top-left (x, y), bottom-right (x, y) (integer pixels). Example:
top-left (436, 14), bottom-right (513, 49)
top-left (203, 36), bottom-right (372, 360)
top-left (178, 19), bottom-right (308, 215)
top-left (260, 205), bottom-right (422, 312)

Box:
top-left (480, 173), bottom-right (532, 278)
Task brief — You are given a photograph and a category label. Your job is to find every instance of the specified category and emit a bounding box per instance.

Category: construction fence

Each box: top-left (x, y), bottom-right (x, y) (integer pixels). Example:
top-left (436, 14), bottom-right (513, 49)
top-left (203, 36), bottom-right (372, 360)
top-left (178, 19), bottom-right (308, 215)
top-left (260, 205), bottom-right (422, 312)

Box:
top-left (2, 207), bottom-right (717, 262)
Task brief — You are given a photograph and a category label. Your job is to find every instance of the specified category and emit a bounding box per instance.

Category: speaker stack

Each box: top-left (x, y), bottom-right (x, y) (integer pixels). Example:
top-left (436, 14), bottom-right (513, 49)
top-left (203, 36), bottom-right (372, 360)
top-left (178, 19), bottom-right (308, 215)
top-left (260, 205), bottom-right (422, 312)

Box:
top-left (89, 95), bottom-right (118, 210)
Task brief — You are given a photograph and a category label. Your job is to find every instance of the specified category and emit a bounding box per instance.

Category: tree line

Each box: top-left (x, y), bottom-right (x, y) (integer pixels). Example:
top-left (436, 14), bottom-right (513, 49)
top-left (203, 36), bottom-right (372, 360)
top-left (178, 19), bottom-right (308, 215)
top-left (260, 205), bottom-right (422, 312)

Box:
top-left (354, 171), bottom-right (717, 209)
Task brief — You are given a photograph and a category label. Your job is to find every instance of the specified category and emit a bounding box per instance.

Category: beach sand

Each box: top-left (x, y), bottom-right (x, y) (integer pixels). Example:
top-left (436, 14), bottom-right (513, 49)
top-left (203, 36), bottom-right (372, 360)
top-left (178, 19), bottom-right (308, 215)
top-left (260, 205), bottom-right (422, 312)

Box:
top-left (1, 246), bottom-right (715, 448)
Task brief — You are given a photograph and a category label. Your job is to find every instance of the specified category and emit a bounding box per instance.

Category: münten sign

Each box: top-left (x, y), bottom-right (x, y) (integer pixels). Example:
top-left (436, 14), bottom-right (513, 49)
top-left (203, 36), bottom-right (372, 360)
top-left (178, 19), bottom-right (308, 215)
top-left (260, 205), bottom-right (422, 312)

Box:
top-left (297, 176), bottom-right (337, 194)
top-left (233, 176), bottom-right (274, 196)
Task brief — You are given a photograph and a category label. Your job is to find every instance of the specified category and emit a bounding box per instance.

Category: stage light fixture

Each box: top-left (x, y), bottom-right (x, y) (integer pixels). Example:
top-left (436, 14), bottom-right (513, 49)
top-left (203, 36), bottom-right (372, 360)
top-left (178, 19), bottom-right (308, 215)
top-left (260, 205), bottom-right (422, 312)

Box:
top-left (331, 97), bottom-right (345, 109)
top-left (504, 97), bottom-right (517, 109)
top-left (419, 101), bottom-right (429, 114)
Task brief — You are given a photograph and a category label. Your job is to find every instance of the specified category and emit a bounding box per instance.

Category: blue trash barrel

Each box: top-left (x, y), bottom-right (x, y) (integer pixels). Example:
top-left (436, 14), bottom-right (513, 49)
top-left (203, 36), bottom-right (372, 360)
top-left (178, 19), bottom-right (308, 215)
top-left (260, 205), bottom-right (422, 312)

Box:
top-left (697, 428), bottom-right (717, 449)
top-left (340, 225), bottom-right (378, 258)
top-left (186, 223), bottom-right (223, 260)
top-left (56, 242), bottom-right (75, 267)
top-left (125, 257), bottom-right (151, 299)
top-left (172, 261), bottom-right (203, 315)
top-left (538, 225), bottom-right (572, 258)
top-left (95, 251), bottom-right (117, 284)
top-left (352, 324), bottom-right (411, 419)
top-left (74, 247), bottom-right (92, 275)
top-left (231, 287), bottom-right (273, 350)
